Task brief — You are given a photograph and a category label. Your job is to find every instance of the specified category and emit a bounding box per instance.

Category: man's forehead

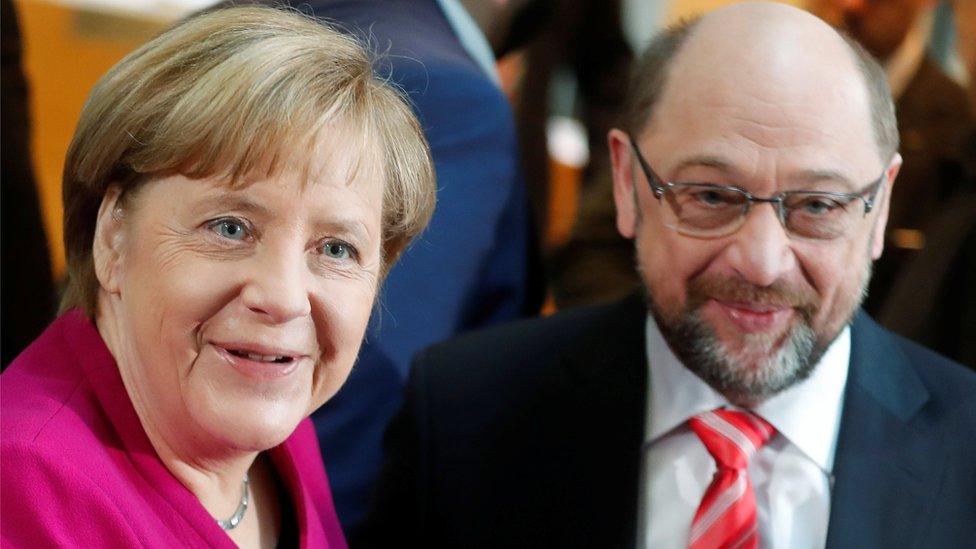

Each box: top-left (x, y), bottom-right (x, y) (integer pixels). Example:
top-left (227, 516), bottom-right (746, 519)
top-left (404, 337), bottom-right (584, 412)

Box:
top-left (668, 3), bottom-right (856, 89)
top-left (641, 3), bottom-right (877, 172)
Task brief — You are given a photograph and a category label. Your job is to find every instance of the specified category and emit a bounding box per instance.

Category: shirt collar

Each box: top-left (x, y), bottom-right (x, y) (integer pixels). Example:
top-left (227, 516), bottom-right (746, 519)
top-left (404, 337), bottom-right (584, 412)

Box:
top-left (644, 314), bottom-right (851, 474)
top-left (435, 0), bottom-right (501, 86)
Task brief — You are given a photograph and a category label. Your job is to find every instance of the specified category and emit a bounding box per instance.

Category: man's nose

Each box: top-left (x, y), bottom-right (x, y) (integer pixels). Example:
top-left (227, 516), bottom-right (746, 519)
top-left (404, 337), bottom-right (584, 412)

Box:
top-left (721, 203), bottom-right (797, 287)
top-left (240, 244), bottom-right (312, 323)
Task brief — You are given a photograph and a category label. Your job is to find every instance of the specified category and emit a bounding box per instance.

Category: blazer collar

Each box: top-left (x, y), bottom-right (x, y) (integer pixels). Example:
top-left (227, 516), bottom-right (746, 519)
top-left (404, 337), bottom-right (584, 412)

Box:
top-left (826, 311), bottom-right (942, 548)
top-left (61, 311), bottom-right (238, 546)
top-left (846, 311), bottom-right (930, 420)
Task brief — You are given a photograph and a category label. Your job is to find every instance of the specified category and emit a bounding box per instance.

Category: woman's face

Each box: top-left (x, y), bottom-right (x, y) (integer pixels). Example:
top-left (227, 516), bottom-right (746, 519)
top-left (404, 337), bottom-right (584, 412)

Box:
top-left (100, 134), bottom-right (384, 455)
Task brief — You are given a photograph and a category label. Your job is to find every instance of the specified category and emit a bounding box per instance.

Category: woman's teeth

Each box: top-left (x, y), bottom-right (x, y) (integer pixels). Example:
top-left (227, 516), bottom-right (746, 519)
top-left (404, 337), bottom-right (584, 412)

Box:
top-left (228, 349), bottom-right (292, 363)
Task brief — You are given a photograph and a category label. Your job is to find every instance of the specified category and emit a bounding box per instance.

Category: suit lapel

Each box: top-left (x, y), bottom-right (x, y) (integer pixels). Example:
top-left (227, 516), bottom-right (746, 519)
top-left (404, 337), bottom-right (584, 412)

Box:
top-left (826, 313), bottom-right (944, 549)
top-left (557, 293), bottom-right (648, 547)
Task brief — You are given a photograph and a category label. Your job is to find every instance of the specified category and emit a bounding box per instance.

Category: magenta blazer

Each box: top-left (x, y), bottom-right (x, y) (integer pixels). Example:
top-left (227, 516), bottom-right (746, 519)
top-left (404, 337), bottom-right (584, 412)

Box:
top-left (1, 311), bottom-right (348, 548)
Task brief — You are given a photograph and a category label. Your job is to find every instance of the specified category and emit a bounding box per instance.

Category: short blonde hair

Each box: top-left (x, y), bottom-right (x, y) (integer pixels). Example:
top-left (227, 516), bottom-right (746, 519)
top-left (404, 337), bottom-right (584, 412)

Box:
top-left (61, 5), bottom-right (435, 316)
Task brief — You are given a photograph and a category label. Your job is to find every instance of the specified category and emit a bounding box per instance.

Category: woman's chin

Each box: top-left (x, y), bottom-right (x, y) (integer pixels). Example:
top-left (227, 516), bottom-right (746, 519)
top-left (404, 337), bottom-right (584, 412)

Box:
top-left (219, 411), bottom-right (304, 453)
top-left (186, 387), bottom-right (310, 453)
top-left (228, 421), bottom-right (298, 452)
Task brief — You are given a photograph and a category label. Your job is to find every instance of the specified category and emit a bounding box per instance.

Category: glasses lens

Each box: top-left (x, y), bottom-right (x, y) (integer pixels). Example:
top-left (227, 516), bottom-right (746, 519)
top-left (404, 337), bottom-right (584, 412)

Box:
top-left (665, 184), bottom-right (748, 235)
top-left (783, 192), bottom-right (857, 239)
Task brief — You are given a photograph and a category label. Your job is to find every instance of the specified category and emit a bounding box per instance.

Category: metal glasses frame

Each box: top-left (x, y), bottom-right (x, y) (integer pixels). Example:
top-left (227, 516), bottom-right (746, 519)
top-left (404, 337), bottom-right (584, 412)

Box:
top-left (627, 135), bottom-right (886, 237)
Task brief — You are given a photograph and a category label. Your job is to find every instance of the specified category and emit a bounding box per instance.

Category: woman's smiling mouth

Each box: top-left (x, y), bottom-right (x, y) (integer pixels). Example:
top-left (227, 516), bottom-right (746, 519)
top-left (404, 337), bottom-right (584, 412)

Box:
top-left (213, 343), bottom-right (306, 379)
top-left (225, 348), bottom-right (294, 364)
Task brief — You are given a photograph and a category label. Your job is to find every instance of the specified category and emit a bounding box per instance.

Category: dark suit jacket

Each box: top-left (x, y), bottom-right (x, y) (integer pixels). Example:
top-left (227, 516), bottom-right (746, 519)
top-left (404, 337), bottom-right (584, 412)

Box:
top-left (358, 294), bottom-right (976, 548)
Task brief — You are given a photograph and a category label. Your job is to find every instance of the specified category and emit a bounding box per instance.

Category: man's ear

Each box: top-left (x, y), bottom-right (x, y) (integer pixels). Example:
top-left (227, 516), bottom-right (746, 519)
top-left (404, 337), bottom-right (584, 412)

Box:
top-left (92, 186), bottom-right (127, 295)
top-left (609, 128), bottom-right (639, 239)
top-left (871, 153), bottom-right (902, 260)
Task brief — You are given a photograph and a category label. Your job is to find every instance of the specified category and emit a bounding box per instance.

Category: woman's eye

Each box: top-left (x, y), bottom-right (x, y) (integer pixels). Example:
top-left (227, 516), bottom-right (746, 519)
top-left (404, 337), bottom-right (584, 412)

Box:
top-left (322, 241), bottom-right (352, 260)
top-left (211, 219), bottom-right (249, 241)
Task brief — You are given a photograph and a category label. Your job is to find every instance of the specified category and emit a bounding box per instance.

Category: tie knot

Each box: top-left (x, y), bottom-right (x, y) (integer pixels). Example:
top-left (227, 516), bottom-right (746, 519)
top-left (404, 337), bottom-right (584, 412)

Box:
top-left (689, 409), bottom-right (775, 470)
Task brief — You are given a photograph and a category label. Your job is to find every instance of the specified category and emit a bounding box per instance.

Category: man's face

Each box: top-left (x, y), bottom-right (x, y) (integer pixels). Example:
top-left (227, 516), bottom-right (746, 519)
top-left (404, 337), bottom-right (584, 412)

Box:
top-left (810, 0), bottom-right (927, 60)
top-left (610, 29), bottom-right (899, 405)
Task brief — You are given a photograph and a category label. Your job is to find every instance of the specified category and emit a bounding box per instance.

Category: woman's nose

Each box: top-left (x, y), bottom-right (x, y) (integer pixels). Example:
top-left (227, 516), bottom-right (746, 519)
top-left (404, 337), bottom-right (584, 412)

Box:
top-left (240, 244), bottom-right (312, 323)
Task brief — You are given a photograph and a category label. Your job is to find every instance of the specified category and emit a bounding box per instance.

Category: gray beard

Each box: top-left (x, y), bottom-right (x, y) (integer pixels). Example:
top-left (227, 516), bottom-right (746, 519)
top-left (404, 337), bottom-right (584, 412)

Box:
top-left (640, 257), bottom-right (871, 407)
top-left (648, 301), bottom-right (825, 407)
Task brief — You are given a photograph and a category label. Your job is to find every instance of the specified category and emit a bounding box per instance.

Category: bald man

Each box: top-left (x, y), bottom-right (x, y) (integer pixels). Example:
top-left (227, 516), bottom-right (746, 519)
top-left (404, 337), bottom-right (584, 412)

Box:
top-left (356, 3), bottom-right (976, 548)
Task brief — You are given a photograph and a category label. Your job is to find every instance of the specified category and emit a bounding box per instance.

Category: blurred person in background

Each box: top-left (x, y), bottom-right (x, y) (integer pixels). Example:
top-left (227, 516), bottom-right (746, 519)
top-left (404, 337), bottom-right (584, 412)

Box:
top-left (357, 3), bottom-right (976, 546)
top-left (878, 0), bottom-right (976, 367)
top-left (514, 0), bottom-right (640, 309)
top-left (1, 0), bottom-right (57, 369)
top-left (214, 0), bottom-right (549, 533)
top-left (809, 0), bottom-right (974, 315)
top-left (0, 6), bottom-right (435, 547)
top-left (953, 0), bottom-right (976, 108)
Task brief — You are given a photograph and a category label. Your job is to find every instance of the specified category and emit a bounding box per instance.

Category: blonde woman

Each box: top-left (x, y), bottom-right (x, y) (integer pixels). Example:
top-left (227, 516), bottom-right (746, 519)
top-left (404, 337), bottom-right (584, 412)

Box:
top-left (0, 6), bottom-right (434, 548)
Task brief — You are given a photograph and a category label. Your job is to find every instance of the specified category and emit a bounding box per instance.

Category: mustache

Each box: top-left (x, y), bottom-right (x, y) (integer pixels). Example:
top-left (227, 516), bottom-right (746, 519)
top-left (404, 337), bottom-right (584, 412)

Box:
top-left (686, 275), bottom-right (820, 314)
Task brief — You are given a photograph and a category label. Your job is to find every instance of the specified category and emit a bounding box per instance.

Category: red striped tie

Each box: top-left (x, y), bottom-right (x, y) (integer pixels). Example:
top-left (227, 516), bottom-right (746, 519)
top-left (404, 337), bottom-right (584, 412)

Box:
top-left (687, 409), bottom-right (775, 549)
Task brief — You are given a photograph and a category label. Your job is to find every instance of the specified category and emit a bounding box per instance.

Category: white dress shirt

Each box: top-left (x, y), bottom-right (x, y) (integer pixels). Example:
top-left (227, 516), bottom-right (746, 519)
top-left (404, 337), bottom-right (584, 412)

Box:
top-left (638, 315), bottom-right (851, 549)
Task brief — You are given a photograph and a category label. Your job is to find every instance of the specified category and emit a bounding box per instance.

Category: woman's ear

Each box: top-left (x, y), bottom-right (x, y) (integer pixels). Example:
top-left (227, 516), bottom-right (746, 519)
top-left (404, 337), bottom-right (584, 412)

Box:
top-left (92, 186), bottom-right (127, 295)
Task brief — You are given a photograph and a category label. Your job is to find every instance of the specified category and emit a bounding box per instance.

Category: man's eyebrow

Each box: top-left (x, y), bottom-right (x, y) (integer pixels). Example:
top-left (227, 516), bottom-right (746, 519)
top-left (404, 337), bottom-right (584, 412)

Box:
top-left (669, 155), bottom-right (742, 179)
top-left (670, 156), bottom-right (860, 191)
top-left (791, 169), bottom-right (858, 191)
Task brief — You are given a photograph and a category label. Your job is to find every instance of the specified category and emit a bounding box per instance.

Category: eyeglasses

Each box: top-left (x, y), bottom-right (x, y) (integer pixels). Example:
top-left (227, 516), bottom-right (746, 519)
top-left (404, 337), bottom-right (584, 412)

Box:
top-left (628, 136), bottom-right (886, 240)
